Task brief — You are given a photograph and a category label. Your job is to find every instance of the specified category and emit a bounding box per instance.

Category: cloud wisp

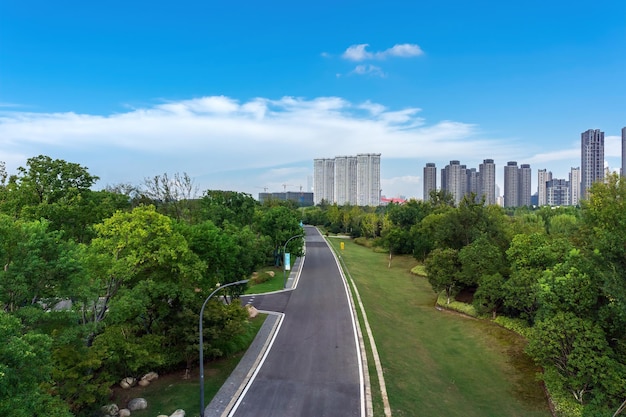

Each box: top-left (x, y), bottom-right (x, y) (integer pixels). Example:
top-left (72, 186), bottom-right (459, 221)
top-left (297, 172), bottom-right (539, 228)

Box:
top-left (342, 43), bottom-right (424, 61)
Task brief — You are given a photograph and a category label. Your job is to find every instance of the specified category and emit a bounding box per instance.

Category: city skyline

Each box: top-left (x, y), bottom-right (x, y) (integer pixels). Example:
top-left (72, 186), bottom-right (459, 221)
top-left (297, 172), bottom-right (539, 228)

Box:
top-left (0, 1), bottom-right (624, 199)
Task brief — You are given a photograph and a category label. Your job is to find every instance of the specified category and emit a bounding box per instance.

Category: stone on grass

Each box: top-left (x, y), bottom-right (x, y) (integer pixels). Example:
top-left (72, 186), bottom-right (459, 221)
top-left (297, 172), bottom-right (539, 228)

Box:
top-left (100, 403), bottom-right (119, 416)
top-left (170, 410), bottom-right (185, 417)
top-left (246, 304), bottom-right (259, 318)
top-left (118, 409), bottom-right (131, 417)
top-left (120, 377), bottom-right (136, 389)
top-left (141, 371), bottom-right (159, 382)
top-left (138, 378), bottom-right (150, 387)
top-left (127, 397), bottom-right (148, 411)
top-left (267, 271), bottom-right (275, 277)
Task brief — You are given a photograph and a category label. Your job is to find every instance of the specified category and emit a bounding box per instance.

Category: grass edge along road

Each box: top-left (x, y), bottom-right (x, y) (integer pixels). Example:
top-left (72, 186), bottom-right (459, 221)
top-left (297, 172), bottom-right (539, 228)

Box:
top-left (326, 237), bottom-right (552, 417)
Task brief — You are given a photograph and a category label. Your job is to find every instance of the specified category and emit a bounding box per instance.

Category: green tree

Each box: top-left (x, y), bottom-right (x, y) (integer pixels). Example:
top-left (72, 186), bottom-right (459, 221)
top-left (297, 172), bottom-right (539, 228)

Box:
top-left (425, 248), bottom-right (461, 304)
top-left (0, 311), bottom-right (71, 417)
top-left (527, 312), bottom-right (625, 405)
top-left (200, 190), bottom-right (258, 227)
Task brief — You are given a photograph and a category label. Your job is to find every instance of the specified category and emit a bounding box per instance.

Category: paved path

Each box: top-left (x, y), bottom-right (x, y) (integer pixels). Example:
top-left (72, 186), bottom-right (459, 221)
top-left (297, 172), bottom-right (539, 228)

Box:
top-left (207, 226), bottom-right (363, 417)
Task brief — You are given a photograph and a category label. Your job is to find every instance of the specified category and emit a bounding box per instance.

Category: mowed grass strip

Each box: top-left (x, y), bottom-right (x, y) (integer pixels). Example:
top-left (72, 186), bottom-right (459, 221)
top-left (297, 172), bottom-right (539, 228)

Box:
top-left (328, 238), bottom-right (551, 417)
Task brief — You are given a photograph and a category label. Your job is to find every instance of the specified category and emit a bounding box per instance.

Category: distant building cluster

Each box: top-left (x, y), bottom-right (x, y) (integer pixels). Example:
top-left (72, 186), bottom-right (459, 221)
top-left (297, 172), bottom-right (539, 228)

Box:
top-left (258, 191), bottom-right (314, 206)
top-left (313, 153), bottom-right (381, 206)
top-left (423, 127), bottom-right (624, 208)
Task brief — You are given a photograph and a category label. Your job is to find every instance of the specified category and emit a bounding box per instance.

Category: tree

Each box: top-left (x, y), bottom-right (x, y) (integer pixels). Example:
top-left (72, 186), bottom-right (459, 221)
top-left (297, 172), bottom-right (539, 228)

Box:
top-left (425, 248), bottom-right (461, 304)
top-left (473, 273), bottom-right (506, 318)
top-left (0, 311), bottom-right (72, 417)
top-left (200, 190), bottom-right (257, 227)
top-left (458, 235), bottom-right (507, 287)
top-left (141, 172), bottom-right (200, 222)
top-left (0, 217), bottom-right (80, 312)
top-left (527, 312), bottom-right (625, 405)
top-left (6, 155), bottom-right (98, 208)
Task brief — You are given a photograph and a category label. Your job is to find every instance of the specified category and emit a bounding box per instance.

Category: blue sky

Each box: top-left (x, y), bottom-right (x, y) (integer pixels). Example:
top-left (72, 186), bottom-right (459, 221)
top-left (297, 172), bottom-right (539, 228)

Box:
top-left (1, 0), bottom-right (624, 199)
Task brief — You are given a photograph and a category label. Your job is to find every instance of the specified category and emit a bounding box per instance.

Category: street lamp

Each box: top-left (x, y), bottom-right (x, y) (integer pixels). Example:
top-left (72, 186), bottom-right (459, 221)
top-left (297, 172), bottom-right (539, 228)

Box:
top-left (199, 279), bottom-right (249, 417)
top-left (283, 234), bottom-right (303, 288)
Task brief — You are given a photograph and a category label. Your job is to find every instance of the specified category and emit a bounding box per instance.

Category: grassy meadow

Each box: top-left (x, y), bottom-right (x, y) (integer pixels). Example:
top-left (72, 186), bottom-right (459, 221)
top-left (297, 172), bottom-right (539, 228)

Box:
top-left (327, 237), bottom-right (552, 417)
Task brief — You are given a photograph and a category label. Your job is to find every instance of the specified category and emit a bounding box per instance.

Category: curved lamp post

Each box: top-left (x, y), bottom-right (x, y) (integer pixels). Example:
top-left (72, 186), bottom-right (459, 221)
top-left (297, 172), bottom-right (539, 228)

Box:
top-left (199, 279), bottom-right (249, 417)
top-left (283, 234), bottom-right (303, 288)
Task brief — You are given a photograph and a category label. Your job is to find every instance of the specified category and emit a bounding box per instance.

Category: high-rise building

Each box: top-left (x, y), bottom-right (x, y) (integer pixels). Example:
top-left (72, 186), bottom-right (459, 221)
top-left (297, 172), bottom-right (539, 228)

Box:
top-left (519, 164), bottom-right (532, 207)
top-left (356, 153), bottom-right (380, 206)
top-left (442, 160), bottom-right (465, 205)
top-left (479, 159), bottom-right (496, 205)
top-left (423, 163), bottom-right (437, 201)
top-left (622, 127), bottom-right (626, 177)
top-left (356, 153), bottom-right (381, 206)
top-left (546, 179), bottom-right (570, 206)
top-left (313, 158), bottom-right (335, 205)
top-left (504, 161), bottom-right (519, 207)
top-left (581, 129), bottom-right (605, 200)
top-left (466, 167), bottom-right (479, 201)
top-left (537, 169), bottom-right (552, 206)
top-left (570, 167), bottom-right (581, 206)
top-left (334, 156), bottom-right (358, 205)
top-left (314, 154), bottom-right (380, 206)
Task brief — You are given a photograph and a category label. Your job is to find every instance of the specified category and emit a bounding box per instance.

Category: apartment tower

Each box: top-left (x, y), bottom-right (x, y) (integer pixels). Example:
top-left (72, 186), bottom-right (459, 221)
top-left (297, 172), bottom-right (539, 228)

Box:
top-left (334, 156), bottom-right (358, 205)
top-left (479, 159), bottom-right (496, 205)
top-left (313, 158), bottom-right (335, 205)
top-left (423, 163), bottom-right (437, 201)
top-left (538, 169), bottom-right (553, 206)
top-left (581, 129), bottom-right (605, 200)
top-left (504, 161), bottom-right (519, 207)
top-left (356, 153), bottom-right (381, 206)
top-left (519, 164), bottom-right (532, 207)
top-left (570, 167), bottom-right (581, 206)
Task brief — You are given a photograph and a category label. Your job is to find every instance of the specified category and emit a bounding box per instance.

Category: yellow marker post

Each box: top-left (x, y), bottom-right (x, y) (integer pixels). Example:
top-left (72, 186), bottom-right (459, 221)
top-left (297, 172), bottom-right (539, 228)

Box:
top-left (340, 241), bottom-right (344, 250)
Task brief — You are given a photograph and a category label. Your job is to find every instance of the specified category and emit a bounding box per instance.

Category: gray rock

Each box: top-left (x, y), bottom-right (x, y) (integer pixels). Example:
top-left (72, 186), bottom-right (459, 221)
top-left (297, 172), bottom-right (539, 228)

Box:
top-left (100, 403), bottom-right (119, 416)
top-left (127, 397), bottom-right (148, 411)
top-left (118, 409), bottom-right (131, 417)
top-left (170, 410), bottom-right (185, 417)
top-left (141, 371), bottom-right (159, 382)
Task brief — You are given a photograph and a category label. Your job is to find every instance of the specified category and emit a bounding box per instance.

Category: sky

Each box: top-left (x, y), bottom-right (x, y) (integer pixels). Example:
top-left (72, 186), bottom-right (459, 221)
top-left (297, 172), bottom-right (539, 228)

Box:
top-left (1, 0), bottom-right (624, 200)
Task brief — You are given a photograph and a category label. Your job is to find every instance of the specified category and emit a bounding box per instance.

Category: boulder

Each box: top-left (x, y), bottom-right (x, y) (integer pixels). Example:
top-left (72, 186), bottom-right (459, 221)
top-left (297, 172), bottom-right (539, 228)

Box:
top-left (246, 304), bottom-right (259, 318)
top-left (118, 409), bottom-right (131, 417)
top-left (141, 371), bottom-right (159, 382)
top-left (170, 410), bottom-right (185, 417)
top-left (267, 271), bottom-right (275, 277)
top-left (120, 377), bottom-right (136, 389)
top-left (138, 378), bottom-right (150, 387)
top-left (100, 403), bottom-right (119, 416)
top-left (127, 398), bottom-right (148, 411)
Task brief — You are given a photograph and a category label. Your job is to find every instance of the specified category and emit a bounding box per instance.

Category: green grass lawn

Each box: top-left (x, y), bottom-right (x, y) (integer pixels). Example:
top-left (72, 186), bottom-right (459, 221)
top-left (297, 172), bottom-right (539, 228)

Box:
top-left (329, 238), bottom-right (552, 417)
top-left (111, 314), bottom-right (267, 417)
top-left (244, 267), bottom-right (286, 294)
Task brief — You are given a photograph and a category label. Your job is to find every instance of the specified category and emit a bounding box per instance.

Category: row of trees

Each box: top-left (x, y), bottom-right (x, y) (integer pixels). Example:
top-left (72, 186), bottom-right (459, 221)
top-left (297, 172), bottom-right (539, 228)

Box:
top-left (303, 183), bottom-right (626, 416)
top-left (0, 156), bottom-right (304, 416)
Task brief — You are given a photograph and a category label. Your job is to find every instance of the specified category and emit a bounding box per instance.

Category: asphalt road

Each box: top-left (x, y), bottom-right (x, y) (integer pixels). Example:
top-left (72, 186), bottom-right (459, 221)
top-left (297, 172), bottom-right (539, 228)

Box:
top-left (231, 226), bottom-right (363, 417)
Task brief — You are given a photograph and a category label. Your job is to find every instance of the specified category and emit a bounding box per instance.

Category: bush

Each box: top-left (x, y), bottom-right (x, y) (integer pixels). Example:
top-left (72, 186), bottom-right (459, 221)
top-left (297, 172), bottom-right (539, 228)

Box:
top-left (410, 264), bottom-right (427, 276)
top-left (251, 271), bottom-right (273, 285)
top-left (492, 316), bottom-right (533, 339)
top-left (435, 294), bottom-right (478, 317)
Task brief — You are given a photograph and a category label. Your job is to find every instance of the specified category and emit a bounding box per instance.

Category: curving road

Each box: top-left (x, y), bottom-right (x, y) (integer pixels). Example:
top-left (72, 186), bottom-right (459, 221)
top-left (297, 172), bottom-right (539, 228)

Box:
top-left (231, 226), bottom-right (363, 417)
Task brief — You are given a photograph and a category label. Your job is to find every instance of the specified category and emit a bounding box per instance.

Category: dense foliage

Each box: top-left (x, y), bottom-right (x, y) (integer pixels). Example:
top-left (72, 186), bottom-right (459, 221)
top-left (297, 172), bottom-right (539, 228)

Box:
top-left (0, 156), bottom-right (304, 416)
top-left (303, 182), bottom-right (626, 416)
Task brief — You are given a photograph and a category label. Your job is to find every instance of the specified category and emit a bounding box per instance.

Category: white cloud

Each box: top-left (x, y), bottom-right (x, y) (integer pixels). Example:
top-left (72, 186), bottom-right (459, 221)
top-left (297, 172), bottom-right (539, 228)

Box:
top-left (0, 95), bottom-right (518, 196)
top-left (342, 43), bottom-right (424, 61)
top-left (351, 64), bottom-right (386, 77)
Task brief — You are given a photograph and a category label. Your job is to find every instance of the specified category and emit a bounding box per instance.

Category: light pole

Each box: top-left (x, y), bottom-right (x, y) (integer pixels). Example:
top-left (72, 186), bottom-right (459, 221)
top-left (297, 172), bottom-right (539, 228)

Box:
top-left (283, 234), bottom-right (303, 288)
top-left (199, 279), bottom-right (249, 417)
